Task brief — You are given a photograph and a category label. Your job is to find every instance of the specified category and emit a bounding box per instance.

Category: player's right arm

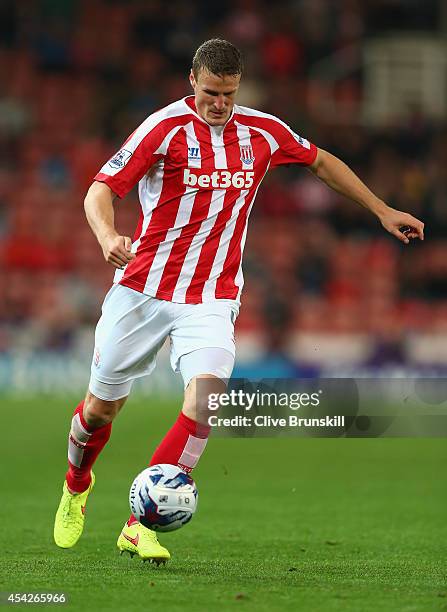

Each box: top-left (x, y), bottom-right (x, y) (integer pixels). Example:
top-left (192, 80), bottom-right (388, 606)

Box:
top-left (85, 102), bottom-right (188, 268)
top-left (84, 181), bottom-right (135, 269)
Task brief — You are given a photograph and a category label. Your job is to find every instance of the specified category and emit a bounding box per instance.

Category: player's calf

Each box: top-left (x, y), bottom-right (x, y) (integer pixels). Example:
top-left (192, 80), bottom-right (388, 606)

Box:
top-left (83, 390), bottom-right (127, 428)
top-left (182, 373), bottom-right (227, 426)
top-left (66, 400), bottom-right (112, 493)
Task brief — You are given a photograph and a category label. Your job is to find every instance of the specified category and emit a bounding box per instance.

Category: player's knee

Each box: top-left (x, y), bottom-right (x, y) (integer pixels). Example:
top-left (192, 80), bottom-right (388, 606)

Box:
top-left (183, 375), bottom-right (226, 424)
top-left (83, 391), bottom-right (127, 427)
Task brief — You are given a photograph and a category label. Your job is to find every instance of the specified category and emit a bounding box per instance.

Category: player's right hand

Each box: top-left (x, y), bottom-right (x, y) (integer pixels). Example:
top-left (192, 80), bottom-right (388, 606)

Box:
top-left (100, 233), bottom-right (136, 269)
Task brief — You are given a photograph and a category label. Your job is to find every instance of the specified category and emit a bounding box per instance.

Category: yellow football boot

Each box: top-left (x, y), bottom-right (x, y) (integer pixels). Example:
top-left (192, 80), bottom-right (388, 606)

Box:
top-left (54, 473), bottom-right (95, 548)
top-left (117, 521), bottom-right (170, 565)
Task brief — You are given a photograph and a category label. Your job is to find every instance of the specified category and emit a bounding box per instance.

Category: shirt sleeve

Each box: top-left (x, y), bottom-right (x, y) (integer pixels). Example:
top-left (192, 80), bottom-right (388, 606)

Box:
top-left (269, 119), bottom-right (317, 169)
top-left (93, 115), bottom-right (170, 198)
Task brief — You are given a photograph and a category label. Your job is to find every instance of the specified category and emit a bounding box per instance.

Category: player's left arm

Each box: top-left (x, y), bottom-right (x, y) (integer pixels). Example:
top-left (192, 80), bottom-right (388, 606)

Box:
top-left (309, 148), bottom-right (424, 244)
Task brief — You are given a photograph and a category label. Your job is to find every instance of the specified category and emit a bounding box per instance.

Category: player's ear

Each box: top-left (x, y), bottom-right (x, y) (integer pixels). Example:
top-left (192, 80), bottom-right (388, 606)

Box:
top-left (189, 70), bottom-right (196, 91)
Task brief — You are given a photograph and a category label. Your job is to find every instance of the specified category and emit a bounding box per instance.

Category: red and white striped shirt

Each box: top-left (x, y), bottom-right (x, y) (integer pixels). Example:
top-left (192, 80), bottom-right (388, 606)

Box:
top-left (95, 96), bottom-right (317, 304)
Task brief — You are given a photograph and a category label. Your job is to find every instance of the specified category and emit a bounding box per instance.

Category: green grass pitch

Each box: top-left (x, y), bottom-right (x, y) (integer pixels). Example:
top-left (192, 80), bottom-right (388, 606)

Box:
top-left (0, 394), bottom-right (446, 611)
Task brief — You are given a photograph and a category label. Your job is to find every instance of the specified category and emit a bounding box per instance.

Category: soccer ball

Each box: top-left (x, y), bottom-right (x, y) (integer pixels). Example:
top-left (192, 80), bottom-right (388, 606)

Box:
top-left (129, 464), bottom-right (198, 532)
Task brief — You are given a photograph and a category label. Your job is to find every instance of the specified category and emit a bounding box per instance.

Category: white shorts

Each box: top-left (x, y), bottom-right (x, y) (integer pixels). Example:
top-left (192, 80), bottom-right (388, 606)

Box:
top-left (89, 284), bottom-right (238, 400)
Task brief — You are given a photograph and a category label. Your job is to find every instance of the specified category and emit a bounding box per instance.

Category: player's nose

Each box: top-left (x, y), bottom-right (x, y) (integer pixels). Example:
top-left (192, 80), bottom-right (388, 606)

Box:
top-left (214, 95), bottom-right (225, 110)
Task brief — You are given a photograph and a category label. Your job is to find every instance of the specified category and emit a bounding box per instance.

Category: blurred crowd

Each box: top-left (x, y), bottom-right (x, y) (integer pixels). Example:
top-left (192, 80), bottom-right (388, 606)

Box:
top-left (0, 0), bottom-right (446, 366)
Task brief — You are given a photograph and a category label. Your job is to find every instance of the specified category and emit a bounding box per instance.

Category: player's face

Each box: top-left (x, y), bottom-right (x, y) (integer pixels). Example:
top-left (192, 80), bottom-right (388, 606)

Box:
top-left (190, 69), bottom-right (240, 126)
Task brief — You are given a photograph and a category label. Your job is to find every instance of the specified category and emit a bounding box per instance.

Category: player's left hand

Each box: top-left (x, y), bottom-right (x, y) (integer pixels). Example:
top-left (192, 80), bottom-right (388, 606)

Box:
top-left (378, 208), bottom-right (424, 244)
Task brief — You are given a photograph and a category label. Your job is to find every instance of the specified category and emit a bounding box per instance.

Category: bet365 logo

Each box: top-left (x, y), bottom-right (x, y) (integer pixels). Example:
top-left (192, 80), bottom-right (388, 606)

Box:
top-left (183, 168), bottom-right (254, 190)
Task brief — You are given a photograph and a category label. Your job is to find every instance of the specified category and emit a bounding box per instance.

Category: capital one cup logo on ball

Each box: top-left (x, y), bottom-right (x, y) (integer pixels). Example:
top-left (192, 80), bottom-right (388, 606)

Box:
top-left (129, 464), bottom-right (198, 532)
